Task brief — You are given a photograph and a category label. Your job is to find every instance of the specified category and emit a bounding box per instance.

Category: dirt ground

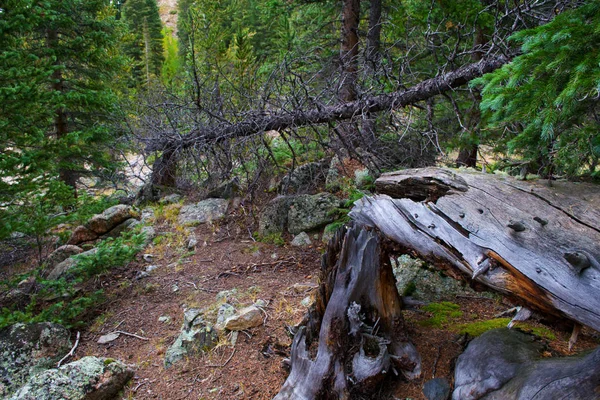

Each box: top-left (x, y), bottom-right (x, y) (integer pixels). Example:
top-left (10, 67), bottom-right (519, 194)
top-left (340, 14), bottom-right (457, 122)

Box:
top-left (3, 206), bottom-right (599, 400)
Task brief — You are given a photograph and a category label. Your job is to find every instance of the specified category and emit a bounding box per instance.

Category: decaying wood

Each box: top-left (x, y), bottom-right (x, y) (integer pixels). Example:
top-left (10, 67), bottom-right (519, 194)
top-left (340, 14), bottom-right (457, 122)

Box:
top-left (275, 225), bottom-right (420, 399)
top-left (351, 167), bottom-right (600, 331)
top-left (148, 56), bottom-right (508, 153)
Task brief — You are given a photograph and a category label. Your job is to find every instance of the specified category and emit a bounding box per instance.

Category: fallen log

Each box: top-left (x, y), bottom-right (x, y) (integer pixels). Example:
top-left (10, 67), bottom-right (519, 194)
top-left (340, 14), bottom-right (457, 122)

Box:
top-left (275, 225), bottom-right (421, 399)
top-left (351, 167), bottom-right (600, 331)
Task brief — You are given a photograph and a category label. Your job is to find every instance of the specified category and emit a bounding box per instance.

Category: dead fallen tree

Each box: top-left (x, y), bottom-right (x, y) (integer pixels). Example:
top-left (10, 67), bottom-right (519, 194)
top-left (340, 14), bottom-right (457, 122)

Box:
top-left (352, 167), bottom-right (600, 331)
top-left (146, 56), bottom-right (508, 164)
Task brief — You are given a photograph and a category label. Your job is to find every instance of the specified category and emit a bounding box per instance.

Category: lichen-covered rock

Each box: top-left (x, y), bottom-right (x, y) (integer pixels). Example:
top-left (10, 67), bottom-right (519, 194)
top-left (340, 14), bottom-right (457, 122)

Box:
top-left (164, 309), bottom-right (218, 368)
top-left (177, 198), bottom-right (228, 226)
top-left (287, 193), bottom-right (341, 234)
top-left (45, 245), bottom-right (83, 268)
top-left (86, 205), bottom-right (136, 235)
top-left (291, 232), bottom-right (312, 247)
top-left (258, 196), bottom-right (294, 236)
top-left (10, 356), bottom-right (134, 400)
top-left (223, 306), bottom-right (263, 331)
top-left (215, 304), bottom-right (236, 332)
top-left (392, 255), bottom-right (492, 301)
top-left (278, 161), bottom-right (328, 194)
top-left (206, 178), bottom-right (239, 199)
top-left (0, 323), bottom-right (72, 397)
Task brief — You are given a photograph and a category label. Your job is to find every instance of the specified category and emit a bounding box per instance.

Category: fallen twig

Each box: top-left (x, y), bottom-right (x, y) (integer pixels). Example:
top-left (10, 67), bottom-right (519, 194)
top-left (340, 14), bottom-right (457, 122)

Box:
top-left (57, 331), bottom-right (80, 367)
top-left (207, 348), bottom-right (236, 368)
top-left (112, 330), bottom-right (150, 341)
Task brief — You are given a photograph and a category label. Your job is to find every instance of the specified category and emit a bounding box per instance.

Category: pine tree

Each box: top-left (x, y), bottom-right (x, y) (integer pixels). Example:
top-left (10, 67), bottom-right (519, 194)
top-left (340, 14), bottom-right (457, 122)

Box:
top-left (476, 1), bottom-right (600, 177)
top-left (0, 0), bottom-right (126, 237)
top-left (121, 0), bottom-right (164, 86)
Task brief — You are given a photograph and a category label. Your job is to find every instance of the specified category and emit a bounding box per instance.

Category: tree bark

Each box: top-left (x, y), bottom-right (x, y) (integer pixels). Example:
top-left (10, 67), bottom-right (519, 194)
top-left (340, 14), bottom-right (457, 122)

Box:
top-left (275, 224), bottom-right (420, 399)
top-left (340, 0), bottom-right (360, 103)
top-left (351, 167), bottom-right (600, 331)
top-left (48, 28), bottom-right (78, 195)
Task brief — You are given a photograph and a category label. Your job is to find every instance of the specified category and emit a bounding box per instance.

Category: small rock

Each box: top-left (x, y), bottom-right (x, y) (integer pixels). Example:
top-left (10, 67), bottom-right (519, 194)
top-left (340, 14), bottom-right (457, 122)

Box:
top-left (271, 253), bottom-right (278, 260)
top-left (183, 308), bottom-right (204, 329)
top-left (254, 299), bottom-right (267, 308)
top-left (291, 232), bottom-right (312, 247)
top-left (97, 332), bottom-right (120, 344)
top-left (290, 283), bottom-right (317, 294)
top-left (143, 254), bottom-right (154, 262)
top-left (300, 296), bottom-right (313, 307)
top-left (186, 235), bottom-right (198, 250)
top-left (224, 306), bottom-right (263, 331)
top-left (423, 377), bottom-right (451, 400)
top-left (145, 265), bottom-right (159, 273)
top-left (171, 284), bottom-right (179, 292)
top-left (158, 316), bottom-right (171, 324)
top-left (135, 271), bottom-right (149, 280)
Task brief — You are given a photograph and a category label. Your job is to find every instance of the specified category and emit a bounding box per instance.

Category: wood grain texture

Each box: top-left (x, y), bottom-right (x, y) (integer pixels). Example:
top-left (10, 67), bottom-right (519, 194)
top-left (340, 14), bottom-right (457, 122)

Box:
top-left (352, 168), bottom-right (600, 331)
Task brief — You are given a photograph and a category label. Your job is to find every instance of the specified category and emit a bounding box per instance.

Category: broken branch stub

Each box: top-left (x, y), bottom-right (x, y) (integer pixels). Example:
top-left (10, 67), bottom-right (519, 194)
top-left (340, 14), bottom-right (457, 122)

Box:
top-left (275, 225), bottom-right (420, 399)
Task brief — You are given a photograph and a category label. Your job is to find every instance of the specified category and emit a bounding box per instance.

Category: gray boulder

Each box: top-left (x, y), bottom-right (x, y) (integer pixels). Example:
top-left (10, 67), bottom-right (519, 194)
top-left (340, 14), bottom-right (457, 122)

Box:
top-left (164, 309), bottom-right (218, 368)
top-left (279, 160), bottom-right (329, 194)
top-left (177, 198), bottom-right (228, 226)
top-left (258, 196), bottom-right (294, 236)
top-left (10, 356), bottom-right (134, 400)
top-left (325, 155), bottom-right (343, 192)
top-left (47, 248), bottom-right (98, 280)
top-left (0, 323), bottom-right (72, 397)
top-left (45, 245), bottom-right (83, 268)
top-left (287, 193), bottom-right (341, 234)
top-left (85, 204), bottom-right (136, 235)
top-left (452, 328), bottom-right (544, 400)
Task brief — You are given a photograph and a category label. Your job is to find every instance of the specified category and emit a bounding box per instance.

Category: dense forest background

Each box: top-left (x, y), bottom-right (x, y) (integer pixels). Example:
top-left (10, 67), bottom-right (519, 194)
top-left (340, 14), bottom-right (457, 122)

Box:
top-left (1, 0), bottom-right (599, 241)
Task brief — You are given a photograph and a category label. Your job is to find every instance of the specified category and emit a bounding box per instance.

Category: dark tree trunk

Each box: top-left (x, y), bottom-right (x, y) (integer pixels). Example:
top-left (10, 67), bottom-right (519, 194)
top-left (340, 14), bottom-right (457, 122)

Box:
top-left (150, 147), bottom-right (178, 187)
top-left (361, 0), bottom-right (383, 148)
top-left (340, 0), bottom-right (360, 103)
top-left (48, 28), bottom-right (78, 196)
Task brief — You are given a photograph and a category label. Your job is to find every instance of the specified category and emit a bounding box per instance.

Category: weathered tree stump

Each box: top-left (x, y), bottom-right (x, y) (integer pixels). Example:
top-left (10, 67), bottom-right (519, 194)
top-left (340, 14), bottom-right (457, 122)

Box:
top-left (351, 167), bottom-right (600, 331)
top-left (275, 225), bottom-right (421, 399)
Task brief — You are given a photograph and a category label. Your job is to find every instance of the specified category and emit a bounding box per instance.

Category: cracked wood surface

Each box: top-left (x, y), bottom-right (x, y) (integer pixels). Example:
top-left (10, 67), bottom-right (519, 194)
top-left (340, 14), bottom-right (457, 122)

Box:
top-left (351, 167), bottom-right (600, 331)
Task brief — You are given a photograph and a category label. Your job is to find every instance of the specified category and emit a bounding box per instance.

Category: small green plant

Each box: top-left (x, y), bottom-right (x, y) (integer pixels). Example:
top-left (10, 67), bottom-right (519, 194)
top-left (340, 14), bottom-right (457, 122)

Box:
top-left (419, 302), bottom-right (463, 328)
top-left (253, 232), bottom-right (285, 246)
top-left (0, 229), bottom-right (146, 329)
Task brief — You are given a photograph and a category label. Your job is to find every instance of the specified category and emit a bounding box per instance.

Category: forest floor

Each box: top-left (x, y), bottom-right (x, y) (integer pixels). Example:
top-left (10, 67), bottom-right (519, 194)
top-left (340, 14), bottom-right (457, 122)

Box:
top-left (3, 201), bottom-right (599, 400)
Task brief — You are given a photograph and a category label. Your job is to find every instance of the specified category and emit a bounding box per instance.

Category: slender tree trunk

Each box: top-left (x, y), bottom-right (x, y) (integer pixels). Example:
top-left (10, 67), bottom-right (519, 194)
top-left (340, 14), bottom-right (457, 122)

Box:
top-left (340, 0), bottom-right (360, 103)
top-left (362, 0), bottom-right (383, 147)
top-left (48, 28), bottom-right (78, 195)
top-left (455, 27), bottom-right (486, 168)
